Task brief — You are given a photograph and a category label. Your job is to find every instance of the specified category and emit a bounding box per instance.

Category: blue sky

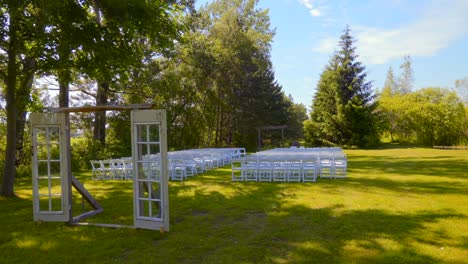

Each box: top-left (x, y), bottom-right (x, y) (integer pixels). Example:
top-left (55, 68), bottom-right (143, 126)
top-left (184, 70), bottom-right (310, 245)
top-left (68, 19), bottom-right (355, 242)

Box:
top-left (196, 0), bottom-right (468, 108)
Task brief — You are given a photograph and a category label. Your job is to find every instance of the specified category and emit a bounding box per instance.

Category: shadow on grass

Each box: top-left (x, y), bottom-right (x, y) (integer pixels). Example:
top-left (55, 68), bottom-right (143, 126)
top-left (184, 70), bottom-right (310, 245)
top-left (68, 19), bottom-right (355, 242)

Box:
top-left (333, 177), bottom-right (468, 196)
top-left (3, 159), bottom-right (467, 263)
top-left (163, 182), bottom-right (466, 263)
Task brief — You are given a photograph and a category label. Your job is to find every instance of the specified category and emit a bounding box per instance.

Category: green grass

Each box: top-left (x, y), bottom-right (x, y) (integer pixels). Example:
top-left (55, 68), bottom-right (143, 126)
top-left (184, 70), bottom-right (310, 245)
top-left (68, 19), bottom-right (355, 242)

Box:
top-left (1, 147), bottom-right (467, 263)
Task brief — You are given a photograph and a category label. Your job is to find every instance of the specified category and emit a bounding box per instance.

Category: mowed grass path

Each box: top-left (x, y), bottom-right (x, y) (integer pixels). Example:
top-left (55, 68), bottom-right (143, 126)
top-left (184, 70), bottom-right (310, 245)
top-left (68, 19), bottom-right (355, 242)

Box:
top-left (1, 148), bottom-right (467, 263)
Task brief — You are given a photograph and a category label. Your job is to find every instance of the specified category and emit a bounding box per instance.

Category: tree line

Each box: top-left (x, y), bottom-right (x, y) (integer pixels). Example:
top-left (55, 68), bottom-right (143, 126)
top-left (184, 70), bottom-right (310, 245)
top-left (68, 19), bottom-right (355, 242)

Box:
top-left (0, 0), bottom-right (307, 196)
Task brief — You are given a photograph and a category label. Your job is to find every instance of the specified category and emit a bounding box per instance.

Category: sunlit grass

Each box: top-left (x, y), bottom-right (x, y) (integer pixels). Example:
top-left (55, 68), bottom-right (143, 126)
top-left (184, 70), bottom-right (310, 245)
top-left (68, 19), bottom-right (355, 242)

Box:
top-left (1, 147), bottom-right (467, 263)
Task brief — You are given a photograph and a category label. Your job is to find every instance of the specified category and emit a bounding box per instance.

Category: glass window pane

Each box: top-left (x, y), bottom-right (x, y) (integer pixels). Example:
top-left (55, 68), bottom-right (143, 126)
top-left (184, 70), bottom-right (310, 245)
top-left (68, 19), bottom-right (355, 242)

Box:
top-left (51, 196), bottom-right (62, 211)
top-left (48, 127), bottom-right (60, 143)
top-left (138, 143), bottom-right (149, 157)
top-left (149, 163), bottom-right (161, 181)
top-left (138, 181), bottom-right (150, 199)
top-left (148, 124), bottom-right (160, 142)
top-left (137, 163), bottom-right (150, 180)
top-left (149, 144), bottom-right (160, 155)
top-left (150, 181), bottom-right (161, 200)
top-left (35, 128), bottom-right (47, 144)
top-left (39, 196), bottom-right (50, 212)
top-left (50, 144), bottom-right (60, 160)
top-left (138, 200), bottom-right (149, 217)
top-left (50, 179), bottom-right (62, 194)
top-left (136, 125), bottom-right (147, 142)
top-left (150, 201), bottom-right (161, 219)
top-left (50, 161), bottom-right (61, 177)
top-left (38, 162), bottom-right (49, 177)
top-left (38, 179), bottom-right (49, 196)
top-left (36, 144), bottom-right (48, 160)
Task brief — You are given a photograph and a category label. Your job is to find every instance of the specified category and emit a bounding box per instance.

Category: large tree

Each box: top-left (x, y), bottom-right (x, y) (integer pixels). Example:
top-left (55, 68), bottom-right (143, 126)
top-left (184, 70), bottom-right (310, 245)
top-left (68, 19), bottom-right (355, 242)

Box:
top-left (0, 0), bottom-right (52, 196)
top-left (126, 0), bottom-right (289, 150)
top-left (0, 0), bottom-right (192, 197)
top-left (307, 26), bottom-right (377, 147)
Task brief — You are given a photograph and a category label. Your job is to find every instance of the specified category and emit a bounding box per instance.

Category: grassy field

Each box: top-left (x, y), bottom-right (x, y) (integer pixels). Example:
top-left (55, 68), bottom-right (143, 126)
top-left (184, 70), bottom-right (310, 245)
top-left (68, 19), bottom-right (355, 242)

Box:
top-left (1, 147), bottom-right (467, 263)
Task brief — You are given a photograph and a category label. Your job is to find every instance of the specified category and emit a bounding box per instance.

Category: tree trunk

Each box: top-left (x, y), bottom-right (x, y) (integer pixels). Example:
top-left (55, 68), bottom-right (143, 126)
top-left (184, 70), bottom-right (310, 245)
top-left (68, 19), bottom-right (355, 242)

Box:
top-left (58, 69), bottom-right (71, 107)
top-left (15, 57), bottom-right (36, 167)
top-left (1, 13), bottom-right (18, 196)
top-left (93, 80), bottom-right (109, 145)
top-left (2, 90), bottom-right (17, 197)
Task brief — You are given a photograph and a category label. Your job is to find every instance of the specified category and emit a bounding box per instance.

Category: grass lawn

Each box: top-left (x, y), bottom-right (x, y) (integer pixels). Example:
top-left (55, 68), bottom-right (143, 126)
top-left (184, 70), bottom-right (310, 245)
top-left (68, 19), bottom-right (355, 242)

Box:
top-left (1, 147), bottom-right (467, 263)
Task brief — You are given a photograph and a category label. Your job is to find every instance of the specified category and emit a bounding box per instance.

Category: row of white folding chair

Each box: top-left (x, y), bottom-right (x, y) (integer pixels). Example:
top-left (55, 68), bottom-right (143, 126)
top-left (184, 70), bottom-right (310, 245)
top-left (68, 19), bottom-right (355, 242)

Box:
top-left (90, 158), bottom-right (133, 180)
top-left (232, 156), bottom-right (347, 182)
top-left (232, 159), bottom-right (318, 182)
top-left (170, 148), bottom-right (242, 165)
top-left (140, 155), bottom-right (215, 181)
top-left (317, 154), bottom-right (347, 179)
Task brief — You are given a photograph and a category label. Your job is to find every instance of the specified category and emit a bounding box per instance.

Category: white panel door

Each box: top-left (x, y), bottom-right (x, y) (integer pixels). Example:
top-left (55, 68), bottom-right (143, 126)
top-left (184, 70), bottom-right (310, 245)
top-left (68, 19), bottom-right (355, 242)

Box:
top-left (30, 113), bottom-right (71, 222)
top-left (131, 109), bottom-right (169, 231)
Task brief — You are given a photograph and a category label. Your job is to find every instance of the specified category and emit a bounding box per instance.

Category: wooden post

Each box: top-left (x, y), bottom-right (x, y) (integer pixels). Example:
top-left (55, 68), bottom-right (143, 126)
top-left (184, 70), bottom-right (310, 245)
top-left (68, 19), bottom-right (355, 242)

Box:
top-left (65, 113), bottom-right (73, 223)
top-left (257, 128), bottom-right (262, 150)
top-left (71, 177), bottom-right (103, 223)
top-left (281, 128), bottom-right (284, 143)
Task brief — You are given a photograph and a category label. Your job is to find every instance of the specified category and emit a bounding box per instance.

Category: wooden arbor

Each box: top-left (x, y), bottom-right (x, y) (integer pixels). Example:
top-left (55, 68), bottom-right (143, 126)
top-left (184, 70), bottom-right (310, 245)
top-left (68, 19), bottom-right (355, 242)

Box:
top-left (256, 125), bottom-right (287, 150)
top-left (30, 105), bottom-right (170, 231)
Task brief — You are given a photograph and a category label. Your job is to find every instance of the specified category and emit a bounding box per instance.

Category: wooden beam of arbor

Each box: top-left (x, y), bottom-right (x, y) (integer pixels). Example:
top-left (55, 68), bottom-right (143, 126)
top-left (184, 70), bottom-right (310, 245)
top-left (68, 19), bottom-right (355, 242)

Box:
top-left (256, 125), bottom-right (287, 131)
top-left (71, 177), bottom-right (103, 223)
top-left (48, 104), bottom-right (155, 113)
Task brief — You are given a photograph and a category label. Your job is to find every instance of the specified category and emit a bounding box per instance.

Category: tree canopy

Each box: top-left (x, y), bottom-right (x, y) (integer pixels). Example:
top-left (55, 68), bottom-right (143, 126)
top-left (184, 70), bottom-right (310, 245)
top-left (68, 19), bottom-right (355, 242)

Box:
top-left (0, 0), bottom-right (191, 197)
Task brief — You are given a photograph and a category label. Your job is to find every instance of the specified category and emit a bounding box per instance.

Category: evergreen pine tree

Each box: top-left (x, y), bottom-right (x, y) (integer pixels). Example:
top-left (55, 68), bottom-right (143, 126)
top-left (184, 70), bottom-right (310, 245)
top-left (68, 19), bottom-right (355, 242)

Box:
top-left (308, 26), bottom-right (377, 147)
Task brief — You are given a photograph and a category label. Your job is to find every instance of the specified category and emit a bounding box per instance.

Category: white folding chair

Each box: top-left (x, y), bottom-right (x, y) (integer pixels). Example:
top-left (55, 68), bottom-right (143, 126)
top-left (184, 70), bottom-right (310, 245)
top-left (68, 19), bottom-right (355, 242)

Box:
top-left (99, 160), bottom-right (114, 180)
top-left (333, 155), bottom-right (347, 178)
top-left (287, 160), bottom-right (302, 182)
top-left (302, 158), bottom-right (318, 182)
top-left (231, 161), bottom-right (244, 181)
top-left (110, 159), bottom-right (125, 180)
top-left (122, 158), bottom-right (133, 180)
top-left (257, 160), bottom-right (273, 182)
top-left (90, 160), bottom-right (105, 180)
top-left (169, 160), bottom-right (186, 181)
top-left (272, 161), bottom-right (287, 182)
top-left (243, 158), bottom-right (258, 182)
top-left (318, 155), bottom-right (334, 178)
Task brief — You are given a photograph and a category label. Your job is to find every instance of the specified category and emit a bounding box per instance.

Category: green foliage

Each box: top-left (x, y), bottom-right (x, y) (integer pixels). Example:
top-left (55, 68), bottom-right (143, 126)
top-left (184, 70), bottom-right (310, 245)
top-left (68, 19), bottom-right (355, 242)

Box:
top-left (0, 0), bottom-right (192, 196)
top-left (119, 0), bottom-right (292, 151)
top-left (106, 112), bottom-right (132, 158)
top-left (378, 87), bottom-right (466, 146)
top-left (306, 27), bottom-right (378, 147)
top-left (285, 99), bottom-right (308, 140)
top-left (70, 137), bottom-right (112, 171)
top-left (409, 88), bottom-right (465, 146)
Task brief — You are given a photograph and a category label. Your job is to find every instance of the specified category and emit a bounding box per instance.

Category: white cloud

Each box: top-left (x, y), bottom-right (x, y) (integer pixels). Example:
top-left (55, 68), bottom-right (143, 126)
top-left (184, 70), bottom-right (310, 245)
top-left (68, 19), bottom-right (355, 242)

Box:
top-left (310, 9), bottom-right (321, 17)
top-left (298, 0), bottom-right (321, 17)
top-left (314, 37), bottom-right (336, 53)
top-left (314, 0), bottom-right (468, 64)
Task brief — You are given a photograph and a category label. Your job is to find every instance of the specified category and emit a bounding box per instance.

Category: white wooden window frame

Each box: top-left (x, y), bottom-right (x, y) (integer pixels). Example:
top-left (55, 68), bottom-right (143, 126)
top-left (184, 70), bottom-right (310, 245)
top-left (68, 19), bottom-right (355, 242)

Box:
top-left (131, 109), bottom-right (169, 231)
top-left (30, 113), bottom-right (71, 222)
